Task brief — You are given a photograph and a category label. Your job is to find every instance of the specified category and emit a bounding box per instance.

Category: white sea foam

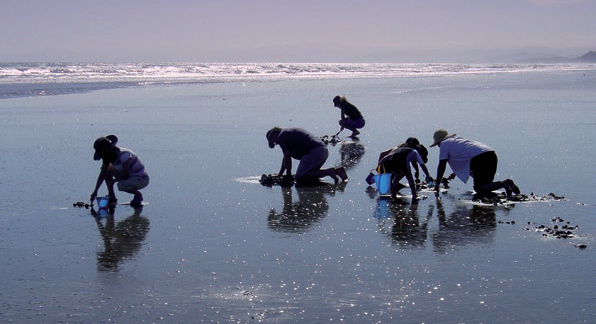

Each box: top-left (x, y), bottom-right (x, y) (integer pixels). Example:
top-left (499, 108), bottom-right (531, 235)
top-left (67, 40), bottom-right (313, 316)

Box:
top-left (1, 62), bottom-right (595, 98)
top-left (1, 62), bottom-right (595, 84)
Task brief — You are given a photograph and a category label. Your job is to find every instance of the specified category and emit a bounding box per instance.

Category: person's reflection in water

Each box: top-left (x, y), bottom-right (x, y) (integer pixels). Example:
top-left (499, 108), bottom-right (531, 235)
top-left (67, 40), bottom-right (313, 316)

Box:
top-left (92, 206), bottom-right (150, 271)
top-left (268, 183), bottom-right (346, 234)
top-left (375, 199), bottom-right (432, 249)
top-left (432, 194), bottom-right (498, 254)
top-left (338, 139), bottom-right (365, 171)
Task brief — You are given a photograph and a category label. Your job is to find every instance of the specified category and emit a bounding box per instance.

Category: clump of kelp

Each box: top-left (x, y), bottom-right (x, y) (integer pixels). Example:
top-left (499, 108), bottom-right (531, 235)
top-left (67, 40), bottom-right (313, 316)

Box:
top-left (474, 192), bottom-right (565, 206)
top-left (524, 216), bottom-right (588, 249)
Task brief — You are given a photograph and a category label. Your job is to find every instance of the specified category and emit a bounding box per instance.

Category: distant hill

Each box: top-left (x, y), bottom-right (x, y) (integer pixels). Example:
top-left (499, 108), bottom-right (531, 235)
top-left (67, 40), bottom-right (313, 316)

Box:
top-left (577, 51), bottom-right (596, 62)
top-left (520, 51), bottom-right (596, 63)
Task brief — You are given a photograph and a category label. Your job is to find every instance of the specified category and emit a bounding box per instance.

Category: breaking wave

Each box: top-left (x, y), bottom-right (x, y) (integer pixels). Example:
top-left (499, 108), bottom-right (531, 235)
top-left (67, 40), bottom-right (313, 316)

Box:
top-left (1, 62), bottom-right (595, 98)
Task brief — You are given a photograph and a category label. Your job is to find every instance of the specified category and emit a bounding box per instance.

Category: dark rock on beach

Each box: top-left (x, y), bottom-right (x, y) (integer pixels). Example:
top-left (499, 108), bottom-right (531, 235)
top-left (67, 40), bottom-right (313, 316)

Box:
top-left (525, 216), bottom-right (582, 241)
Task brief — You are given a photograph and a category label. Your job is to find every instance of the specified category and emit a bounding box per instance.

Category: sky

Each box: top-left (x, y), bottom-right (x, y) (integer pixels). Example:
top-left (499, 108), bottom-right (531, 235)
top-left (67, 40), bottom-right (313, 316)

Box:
top-left (1, 0), bottom-right (595, 62)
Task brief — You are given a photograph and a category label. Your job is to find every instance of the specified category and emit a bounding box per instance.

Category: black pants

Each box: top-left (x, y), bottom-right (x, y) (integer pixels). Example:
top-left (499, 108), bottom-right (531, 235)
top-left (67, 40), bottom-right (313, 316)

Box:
top-left (470, 151), bottom-right (498, 193)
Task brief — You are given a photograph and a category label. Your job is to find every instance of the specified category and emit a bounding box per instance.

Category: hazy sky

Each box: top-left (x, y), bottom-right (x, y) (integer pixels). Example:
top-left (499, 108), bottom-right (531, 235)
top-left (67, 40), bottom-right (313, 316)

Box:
top-left (2, 0), bottom-right (594, 62)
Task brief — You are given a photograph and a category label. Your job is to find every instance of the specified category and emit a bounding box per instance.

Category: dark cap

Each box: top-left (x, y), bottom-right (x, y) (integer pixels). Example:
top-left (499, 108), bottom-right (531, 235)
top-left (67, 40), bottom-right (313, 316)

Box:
top-left (93, 135), bottom-right (118, 160)
top-left (266, 127), bottom-right (281, 149)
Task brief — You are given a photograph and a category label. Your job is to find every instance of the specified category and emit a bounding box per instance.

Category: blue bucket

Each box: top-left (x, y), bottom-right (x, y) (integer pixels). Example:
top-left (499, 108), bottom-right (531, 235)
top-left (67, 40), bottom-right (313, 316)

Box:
top-left (96, 196), bottom-right (110, 209)
top-left (374, 173), bottom-right (392, 195)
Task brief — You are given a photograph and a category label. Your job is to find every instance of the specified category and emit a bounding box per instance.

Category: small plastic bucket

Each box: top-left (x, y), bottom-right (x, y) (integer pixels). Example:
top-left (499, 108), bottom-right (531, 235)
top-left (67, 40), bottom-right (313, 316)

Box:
top-left (365, 172), bottom-right (375, 185)
top-left (96, 196), bottom-right (110, 209)
top-left (374, 173), bottom-right (392, 195)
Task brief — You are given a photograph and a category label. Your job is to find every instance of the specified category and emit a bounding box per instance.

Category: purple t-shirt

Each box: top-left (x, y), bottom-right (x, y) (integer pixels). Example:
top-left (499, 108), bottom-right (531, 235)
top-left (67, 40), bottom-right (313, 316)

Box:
top-left (277, 128), bottom-right (325, 160)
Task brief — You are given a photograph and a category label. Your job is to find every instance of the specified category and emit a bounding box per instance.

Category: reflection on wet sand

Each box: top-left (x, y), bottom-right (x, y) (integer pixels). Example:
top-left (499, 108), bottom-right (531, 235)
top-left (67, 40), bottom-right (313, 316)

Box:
top-left (268, 183), bottom-right (346, 234)
top-left (375, 199), bottom-right (432, 248)
top-left (338, 140), bottom-right (365, 171)
top-left (92, 206), bottom-right (150, 271)
top-left (374, 193), bottom-right (505, 252)
top-left (432, 195), bottom-right (498, 254)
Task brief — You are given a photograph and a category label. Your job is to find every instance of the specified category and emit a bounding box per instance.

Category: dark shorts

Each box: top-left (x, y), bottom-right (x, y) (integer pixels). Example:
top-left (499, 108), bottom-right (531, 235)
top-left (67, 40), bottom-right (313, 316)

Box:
top-left (470, 151), bottom-right (497, 191)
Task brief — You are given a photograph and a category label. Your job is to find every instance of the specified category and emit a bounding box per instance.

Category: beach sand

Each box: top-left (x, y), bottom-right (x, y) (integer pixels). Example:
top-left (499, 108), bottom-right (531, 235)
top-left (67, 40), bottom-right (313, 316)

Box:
top-left (1, 72), bottom-right (595, 323)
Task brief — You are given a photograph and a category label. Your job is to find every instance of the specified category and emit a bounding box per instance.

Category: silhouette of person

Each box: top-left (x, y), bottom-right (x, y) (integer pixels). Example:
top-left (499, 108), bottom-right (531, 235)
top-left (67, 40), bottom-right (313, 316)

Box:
top-left (430, 129), bottom-right (520, 197)
top-left (266, 127), bottom-right (348, 185)
top-left (90, 135), bottom-right (149, 207)
top-left (333, 96), bottom-right (365, 138)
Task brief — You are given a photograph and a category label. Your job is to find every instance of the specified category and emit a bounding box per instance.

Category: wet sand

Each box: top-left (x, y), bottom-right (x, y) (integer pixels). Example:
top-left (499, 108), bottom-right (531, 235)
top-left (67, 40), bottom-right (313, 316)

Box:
top-left (1, 72), bottom-right (595, 323)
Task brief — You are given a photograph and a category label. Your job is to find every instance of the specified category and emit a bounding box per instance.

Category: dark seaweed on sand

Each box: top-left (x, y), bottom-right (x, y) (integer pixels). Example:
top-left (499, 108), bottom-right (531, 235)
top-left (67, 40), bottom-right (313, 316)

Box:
top-left (260, 174), bottom-right (295, 187)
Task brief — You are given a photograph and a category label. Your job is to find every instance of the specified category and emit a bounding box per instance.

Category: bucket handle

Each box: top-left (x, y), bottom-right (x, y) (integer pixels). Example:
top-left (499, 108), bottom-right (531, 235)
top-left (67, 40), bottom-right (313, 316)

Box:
top-left (376, 164), bottom-right (387, 174)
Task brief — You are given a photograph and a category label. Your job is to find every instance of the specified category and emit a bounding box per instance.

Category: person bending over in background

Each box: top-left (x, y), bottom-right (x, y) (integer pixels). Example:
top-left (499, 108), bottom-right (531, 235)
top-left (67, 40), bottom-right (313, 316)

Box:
top-left (333, 95), bottom-right (365, 138)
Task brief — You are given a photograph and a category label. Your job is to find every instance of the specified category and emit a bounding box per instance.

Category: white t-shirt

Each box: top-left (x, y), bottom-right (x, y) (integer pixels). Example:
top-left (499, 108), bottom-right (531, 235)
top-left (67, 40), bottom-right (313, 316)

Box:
top-left (438, 137), bottom-right (493, 183)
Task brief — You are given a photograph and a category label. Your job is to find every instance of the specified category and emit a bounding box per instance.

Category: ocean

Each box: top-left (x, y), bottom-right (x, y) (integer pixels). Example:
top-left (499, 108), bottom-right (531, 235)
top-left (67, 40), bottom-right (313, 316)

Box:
top-left (1, 62), bottom-right (595, 323)
top-left (2, 61), bottom-right (594, 99)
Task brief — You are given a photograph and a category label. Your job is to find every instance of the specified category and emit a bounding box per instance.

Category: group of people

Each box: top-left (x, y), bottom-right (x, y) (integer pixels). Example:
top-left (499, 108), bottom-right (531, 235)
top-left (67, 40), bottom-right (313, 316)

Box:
top-left (89, 95), bottom-right (365, 206)
top-left (265, 95), bottom-right (521, 200)
top-left (375, 137), bottom-right (432, 200)
top-left (265, 96), bottom-right (365, 186)
top-left (89, 95), bottom-right (520, 206)
top-left (375, 130), bottom-right (520, 200)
